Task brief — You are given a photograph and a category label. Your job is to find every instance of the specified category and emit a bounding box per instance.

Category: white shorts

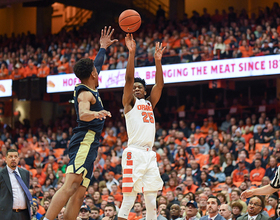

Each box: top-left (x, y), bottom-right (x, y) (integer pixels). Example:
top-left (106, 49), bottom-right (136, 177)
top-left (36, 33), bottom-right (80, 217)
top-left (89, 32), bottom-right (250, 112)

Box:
top-left (121, 146), bottom-right (163, 193)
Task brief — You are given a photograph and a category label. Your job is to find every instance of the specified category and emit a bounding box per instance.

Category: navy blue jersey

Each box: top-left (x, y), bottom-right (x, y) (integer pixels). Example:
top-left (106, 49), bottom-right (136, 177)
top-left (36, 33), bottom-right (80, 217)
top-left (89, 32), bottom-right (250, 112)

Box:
top-left (72, 84), bottom-right (104, 135)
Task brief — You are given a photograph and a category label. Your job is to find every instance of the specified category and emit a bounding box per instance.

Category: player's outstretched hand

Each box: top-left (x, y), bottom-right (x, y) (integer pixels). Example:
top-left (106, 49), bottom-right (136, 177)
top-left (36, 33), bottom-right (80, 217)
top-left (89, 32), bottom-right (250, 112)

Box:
top-left (125, 33), bottom-right (136, 53)
top-left (154, 42), bottom-right (166, 61)
top-left (100, 26), bottom-right (118, 49)
top-left (240, 190), bottom-right (254, 200)
top-left (95, 110), bottom-right (112, 120)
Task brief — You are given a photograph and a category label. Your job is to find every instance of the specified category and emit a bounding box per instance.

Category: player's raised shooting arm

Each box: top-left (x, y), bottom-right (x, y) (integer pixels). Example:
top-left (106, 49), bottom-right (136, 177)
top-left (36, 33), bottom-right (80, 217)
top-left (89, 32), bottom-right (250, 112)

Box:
top-left (122, 34), bottom-right (136, 109)
top-left (95, 26), bottom-right (118, 74)
top-left (148, 42), bottom-right (166, 109)
top-left (78, 91), bottom-right (111, 121)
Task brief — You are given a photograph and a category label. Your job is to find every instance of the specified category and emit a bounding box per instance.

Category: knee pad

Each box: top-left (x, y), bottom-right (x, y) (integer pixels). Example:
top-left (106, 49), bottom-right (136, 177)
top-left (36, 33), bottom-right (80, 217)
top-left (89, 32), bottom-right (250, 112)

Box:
top-left (118, 192), bottom-right (137, 219)
top-left (144, 191), bottom-right (157, 220)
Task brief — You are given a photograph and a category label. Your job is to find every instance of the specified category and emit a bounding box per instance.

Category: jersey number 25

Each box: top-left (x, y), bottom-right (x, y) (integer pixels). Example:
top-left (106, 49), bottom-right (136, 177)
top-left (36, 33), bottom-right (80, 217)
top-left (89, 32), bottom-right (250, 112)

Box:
top-left (142, 112), bottom-right (154, 123)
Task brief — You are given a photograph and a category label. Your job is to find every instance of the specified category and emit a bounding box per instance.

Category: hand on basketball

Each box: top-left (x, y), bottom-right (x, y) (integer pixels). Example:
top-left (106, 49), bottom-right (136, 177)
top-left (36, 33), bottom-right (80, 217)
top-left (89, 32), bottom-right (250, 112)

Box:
top-left (154, 42), bottom-right (166, 61)
top-left (125, 34), bottom-right (136, 53)
top-left (95, 110), bottom-right (112, 120)
top-left (240, 190), bottom-right (254, 200)
top-left (100, 26), bottom-right (118, 49)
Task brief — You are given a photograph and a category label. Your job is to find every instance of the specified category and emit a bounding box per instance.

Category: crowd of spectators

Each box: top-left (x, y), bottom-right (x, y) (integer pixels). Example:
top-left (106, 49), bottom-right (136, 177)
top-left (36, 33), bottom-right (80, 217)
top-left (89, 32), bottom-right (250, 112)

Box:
top-left (1, 3), bottom-right (280, 220)
top-left (0, 4), bottom-right (280, 80)
top-left (1, 108), bottom-right (280, 219)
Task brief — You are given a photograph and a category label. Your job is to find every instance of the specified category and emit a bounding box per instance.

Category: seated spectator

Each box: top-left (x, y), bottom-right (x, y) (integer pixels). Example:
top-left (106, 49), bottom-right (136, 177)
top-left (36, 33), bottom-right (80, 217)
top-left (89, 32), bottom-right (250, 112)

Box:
top-left (201, 119), bottom-right (211, 135)
top-left (90, 207), bottom-right (101, 220)
top-left (128, 202), bottom-right (143, 220)
top-left (37, 60), bottom-right (49, 78)
top-left (184, 201), bottom-right (200, 220)
top-left (242, 126), bottom-right (253, 144)
top-left (106, 171), bottom-right (119, 191)
top-left (263, 123), bottom-right (275, 143)
top-left (261, 40), bottom-right (273, 55)
top-left (231, 202), bottom-right (243, 220)
top-left (250, 158), bottom-right (265, 183)
top-left (116, 55), bottom-right (127, 69)
top-left (254, 125), bottom-right (265, 143)
top-left (240, 196), bottom-right (269, 220)
top-left (25, 59), bottom-right (38, 77)
top-left (170, 204), bottom-right (181, 220)
top-left (265, 156), bottom-right (278, 180)
top-left (144, 52), bottom-right (155, 66)
top-left (230, 190), bottom-right (247, 214)
top-left (209, 165), bottom-right (226, 182)
top-left (190, 48), bottom-right (202, 62)
top-left (79, 204), bottom-right (94, 220)
top-left (213, 36), bottom-right (226, 57)
top-left (232, 161), bottom-right (249, 184)
top-left (164, 49), bottom-right (181, 64)
top-left (0, 63), bottom-right (9, 79)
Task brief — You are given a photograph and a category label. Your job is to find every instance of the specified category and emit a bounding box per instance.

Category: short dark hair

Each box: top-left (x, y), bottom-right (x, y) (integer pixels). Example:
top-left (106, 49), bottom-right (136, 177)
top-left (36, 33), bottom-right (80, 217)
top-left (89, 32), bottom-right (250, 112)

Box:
top-left (91, 207), bottom-right (100, 213)
top-left (208, 195), bottom-right (221, 205)
top-left (134, 202), bottom-right (143, 207)
top-left (73, 58), bottom-right (94, 80)
top-left (134, 77), bottom-right (146, 89)
top-left (7, 149), bottom-right (18, 156)
top-left (252, 195), bottom-right (265, 210)
top-left (85, 196), bottom-right (94, 202)
top-left (105, 203), bottom-right (116, 211)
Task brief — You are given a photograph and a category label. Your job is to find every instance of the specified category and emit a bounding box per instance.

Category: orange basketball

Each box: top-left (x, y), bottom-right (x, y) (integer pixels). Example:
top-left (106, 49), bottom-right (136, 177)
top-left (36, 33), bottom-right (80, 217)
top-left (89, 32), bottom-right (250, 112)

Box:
top-left (119, 9), bottom-right (141, 33)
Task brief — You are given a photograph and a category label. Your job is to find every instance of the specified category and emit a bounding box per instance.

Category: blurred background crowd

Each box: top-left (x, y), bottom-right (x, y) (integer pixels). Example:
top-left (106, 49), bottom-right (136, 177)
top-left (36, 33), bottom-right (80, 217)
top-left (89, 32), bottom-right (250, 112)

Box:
top-left (0, 3), bottom-right (280, 79)
top-left (1, 1), bottom-right (280, 220)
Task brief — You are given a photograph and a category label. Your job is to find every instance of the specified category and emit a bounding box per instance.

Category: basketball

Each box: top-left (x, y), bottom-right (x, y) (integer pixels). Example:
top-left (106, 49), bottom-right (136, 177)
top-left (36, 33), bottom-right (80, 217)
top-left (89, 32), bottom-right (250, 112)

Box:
top-left (119, 9), bottom-right (141, 33)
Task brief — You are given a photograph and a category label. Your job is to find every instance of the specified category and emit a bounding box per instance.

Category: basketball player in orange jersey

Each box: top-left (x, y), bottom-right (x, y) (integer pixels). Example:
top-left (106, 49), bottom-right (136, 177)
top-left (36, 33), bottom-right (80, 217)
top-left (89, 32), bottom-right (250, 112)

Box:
top-left (118, 34), bottom-right (165, 220)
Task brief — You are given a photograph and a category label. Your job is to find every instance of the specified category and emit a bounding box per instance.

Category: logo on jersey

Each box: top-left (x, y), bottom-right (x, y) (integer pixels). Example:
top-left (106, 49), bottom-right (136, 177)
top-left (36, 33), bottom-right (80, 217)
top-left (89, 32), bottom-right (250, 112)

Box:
top-left (137, 104), bottom-right (152, 111)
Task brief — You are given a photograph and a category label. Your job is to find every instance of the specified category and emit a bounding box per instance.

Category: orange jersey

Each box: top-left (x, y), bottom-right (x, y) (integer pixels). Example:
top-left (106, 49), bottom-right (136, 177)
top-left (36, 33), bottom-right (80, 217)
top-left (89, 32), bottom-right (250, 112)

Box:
top-left (37, 66), bottom-right (50, 77)
top-left (128, 213), bottom-right (142, 220)
top-left (103, 135), bottom-right (117, 147)
top-left (242, 133), bottom-right (253, 144)
top-left (183, 184), bottom-right (198, 194)
top-left (250, 167), bottom-right (265, 182)
top-left (24, 66), bottom-right (38, 77)
top-left (117, 131), bottom-right (128, 143)
top-left (0, 68), bottom-right (9, 79)
top-left (232, 168), bottom-right (249, 182)
top-left (58, 62), bottom-right (70, 73)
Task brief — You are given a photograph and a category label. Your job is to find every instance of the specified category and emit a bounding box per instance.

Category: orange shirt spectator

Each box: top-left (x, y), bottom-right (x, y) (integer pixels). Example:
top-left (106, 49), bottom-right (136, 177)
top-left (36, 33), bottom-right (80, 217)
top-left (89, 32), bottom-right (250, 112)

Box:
top-left (37, 61), bottom-right (50, 77)
top-left (103, 130), bottom-right (117, 147)
top-left (10, 64), bottom-right (25, 80)
top-left (24, 60), bottom-right (38, 77)
top-left (232, 162), bottom-right (249, 183)
top-left (239, 45), bottom-right (253, 57)
top-left (128, 212), bottom-right (142, 220)
top-left (0, 64), bottom-right (9, 80)
top-left (250, 159), bottom-right (265, 182)
top-left (201, 119), bottom-right (210, 134)
top-left (183, 184), bottom-right (198, 194)
top-left (117, 126), bottom-right (128, 143)
top-left (58, 58), bottom-right (70, 74)
top-left (242, 132), bottom-right (253, 144)
top-left (34, 167), bottom-right (47, 186)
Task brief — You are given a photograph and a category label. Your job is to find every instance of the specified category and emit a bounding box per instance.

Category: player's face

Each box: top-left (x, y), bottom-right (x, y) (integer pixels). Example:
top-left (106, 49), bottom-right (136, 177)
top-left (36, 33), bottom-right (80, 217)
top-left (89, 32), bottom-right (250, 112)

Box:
top-left (133, 82), bottom-right (146, 99)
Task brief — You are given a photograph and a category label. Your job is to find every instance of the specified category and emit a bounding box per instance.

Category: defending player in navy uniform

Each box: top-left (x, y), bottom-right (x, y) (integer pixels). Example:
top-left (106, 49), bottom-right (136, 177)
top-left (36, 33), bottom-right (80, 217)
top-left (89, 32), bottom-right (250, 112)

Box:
top-left (44, 26), bottom-right (117, 220)
top-left (118, 34), bottom-right (165, 220)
